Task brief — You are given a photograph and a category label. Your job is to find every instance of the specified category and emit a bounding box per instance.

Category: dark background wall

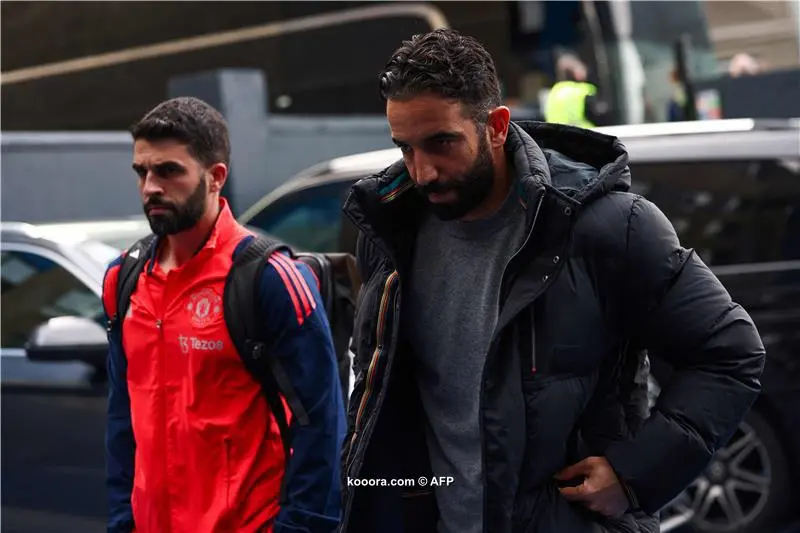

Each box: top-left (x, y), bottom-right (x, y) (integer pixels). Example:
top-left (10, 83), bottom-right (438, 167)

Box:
top-left (1, 1), bottom-right (519, 130)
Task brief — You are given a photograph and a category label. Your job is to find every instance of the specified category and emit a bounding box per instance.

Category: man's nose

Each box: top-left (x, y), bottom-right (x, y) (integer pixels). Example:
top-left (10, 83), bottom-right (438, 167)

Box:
top-left (140, 171), bottom-right (165, 196)
top-left (411, 153), bottom-right (439, 187)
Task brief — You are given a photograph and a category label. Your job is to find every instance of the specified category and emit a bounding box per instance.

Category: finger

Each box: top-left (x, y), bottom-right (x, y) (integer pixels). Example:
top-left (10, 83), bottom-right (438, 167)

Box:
top-left (556, 459), bottom-right (591, 480)
top-left (558, 484), bottom-right (589, 501)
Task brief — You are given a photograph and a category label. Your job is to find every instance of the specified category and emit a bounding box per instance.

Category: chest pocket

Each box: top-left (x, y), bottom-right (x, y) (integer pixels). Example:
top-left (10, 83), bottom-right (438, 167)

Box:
top-left (526, 280), bottom-right (614, 381)
top-left (516, 307), bottom-right (601, 383)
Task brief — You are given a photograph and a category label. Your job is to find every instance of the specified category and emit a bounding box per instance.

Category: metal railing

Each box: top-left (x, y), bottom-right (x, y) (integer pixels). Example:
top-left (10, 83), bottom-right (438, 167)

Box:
top-left (1, 3), bottom-right (449, 86)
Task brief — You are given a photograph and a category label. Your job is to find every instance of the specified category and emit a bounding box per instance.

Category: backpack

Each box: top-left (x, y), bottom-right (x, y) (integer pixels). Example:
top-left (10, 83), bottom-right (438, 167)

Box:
top-left (111, 233), bottom-right (360, 491)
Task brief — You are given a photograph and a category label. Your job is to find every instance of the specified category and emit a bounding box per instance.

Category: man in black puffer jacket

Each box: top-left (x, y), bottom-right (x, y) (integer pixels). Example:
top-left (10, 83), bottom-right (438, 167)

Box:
top-left (339, 29), bottom-right (765, 533)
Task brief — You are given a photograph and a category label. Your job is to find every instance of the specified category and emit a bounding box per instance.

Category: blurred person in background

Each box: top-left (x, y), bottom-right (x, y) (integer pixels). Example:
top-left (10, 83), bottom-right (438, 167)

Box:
top-left (103, 97), bottom-right (345, 533)
top-left (668, 51), bottom-right (764, 121)
top-left (666, 67), bottom-right (688, 122)
top-left (544, 51), bottom-right (612, 127)
top-left (339, 28), bottom-right (765, 533)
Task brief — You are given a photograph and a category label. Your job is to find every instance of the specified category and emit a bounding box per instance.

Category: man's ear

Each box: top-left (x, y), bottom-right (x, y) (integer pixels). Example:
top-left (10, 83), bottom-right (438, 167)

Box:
top-left (207, 163), bottom-right (228, 193)
top-left (487, 106), bottom-right (511, 148)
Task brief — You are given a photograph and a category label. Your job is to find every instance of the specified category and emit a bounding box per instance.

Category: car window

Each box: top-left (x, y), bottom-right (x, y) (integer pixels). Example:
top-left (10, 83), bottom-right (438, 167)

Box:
top-left (630, 158), bottom-right (800, 265)
top-left (1, 250), bottom-right (104, 349)
top-left (246, 180), bottom-right (355, 253)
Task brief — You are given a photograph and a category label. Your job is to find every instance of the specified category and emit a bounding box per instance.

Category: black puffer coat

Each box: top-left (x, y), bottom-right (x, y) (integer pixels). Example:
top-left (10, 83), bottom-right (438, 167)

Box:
top-left (339, 121), bottom-right (765, 533)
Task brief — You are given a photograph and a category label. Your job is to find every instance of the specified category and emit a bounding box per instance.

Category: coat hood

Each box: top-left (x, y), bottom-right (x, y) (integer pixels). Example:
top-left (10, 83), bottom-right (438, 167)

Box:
top-left (507, 120), bottom-right (631, 205)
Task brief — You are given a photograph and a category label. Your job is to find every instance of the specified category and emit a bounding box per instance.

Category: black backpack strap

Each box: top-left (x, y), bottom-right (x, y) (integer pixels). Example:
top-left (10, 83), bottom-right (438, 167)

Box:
top-left (224, 236), bottom-right (311, 492)
top-left (296, 253), bottom-right (334, 316)
top-left (111, 235), bottom-right (157, 334)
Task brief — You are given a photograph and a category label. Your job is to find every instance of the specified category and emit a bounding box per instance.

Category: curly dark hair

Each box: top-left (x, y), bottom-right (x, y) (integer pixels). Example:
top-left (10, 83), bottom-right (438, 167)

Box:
top-left (130, 97), bottom-right (230, 167)
top-left (379, 28), bottom-right (502, 123)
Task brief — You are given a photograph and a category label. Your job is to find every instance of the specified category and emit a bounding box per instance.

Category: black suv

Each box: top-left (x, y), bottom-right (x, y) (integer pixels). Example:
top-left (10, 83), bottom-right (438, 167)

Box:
top-left (241, 118), bottom-right (800, 533)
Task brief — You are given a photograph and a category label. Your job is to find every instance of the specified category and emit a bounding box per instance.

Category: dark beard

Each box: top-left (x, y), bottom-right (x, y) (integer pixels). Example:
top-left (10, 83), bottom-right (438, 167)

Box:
top-left (144, 176), bottom-right (207, 237)
top-left (418, 135), bottom-right (495, 221)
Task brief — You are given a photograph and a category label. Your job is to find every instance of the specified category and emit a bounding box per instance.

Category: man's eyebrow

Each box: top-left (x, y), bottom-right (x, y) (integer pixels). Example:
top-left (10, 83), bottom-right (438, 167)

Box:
top-left (153, 161), bottom-right (186, 173)
top-left (131, 161), bottom-right (187, 174)
top-left (392, 131), bottom-right (464, 146)
top-left (424, 131), bottom-right (464, 142)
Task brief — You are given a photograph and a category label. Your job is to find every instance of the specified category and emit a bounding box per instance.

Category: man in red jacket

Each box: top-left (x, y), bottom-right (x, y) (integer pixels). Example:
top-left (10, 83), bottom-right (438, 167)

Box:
top-left (103, 97), bottom-right (345, 533)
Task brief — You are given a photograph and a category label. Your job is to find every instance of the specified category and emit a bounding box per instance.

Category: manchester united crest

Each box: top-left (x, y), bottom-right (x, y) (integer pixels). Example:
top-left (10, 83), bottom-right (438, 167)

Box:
top-left (186, 288), bottom-right (222, 328)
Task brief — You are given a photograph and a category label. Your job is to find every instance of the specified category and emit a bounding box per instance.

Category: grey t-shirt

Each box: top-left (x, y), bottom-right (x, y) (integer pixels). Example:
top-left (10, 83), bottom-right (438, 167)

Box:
top-left (403, 186), bottom-right (528, 533)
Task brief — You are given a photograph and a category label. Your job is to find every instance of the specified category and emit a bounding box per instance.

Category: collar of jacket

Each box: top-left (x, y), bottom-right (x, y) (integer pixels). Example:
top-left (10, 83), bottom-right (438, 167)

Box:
top-left (144, 197), bottom-right (242, 273)
top-left (342, 120), bottom-right (632, 264)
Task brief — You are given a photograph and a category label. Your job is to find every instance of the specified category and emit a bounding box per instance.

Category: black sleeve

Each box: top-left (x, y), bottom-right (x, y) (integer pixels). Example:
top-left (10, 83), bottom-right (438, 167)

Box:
top-left (604, 197), bottom-right (766, 514)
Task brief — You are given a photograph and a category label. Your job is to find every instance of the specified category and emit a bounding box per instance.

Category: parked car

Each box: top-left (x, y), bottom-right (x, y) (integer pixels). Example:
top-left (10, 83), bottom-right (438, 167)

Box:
top-left (31, 216), bottom-right (154, 251)
top-left (1, 221), bottom-right (128, 533)
top-left (240, 118), bottom-right (800, 533)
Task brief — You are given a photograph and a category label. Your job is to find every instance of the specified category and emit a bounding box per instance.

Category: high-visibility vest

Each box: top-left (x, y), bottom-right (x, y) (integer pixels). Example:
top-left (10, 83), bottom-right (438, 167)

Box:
top-left (544, 81), bottom-right (598, 128)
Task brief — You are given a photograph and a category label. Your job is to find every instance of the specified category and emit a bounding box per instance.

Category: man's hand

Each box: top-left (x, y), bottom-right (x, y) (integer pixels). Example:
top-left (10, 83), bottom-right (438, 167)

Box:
top-left (555, 456), bottom-right (629, 518)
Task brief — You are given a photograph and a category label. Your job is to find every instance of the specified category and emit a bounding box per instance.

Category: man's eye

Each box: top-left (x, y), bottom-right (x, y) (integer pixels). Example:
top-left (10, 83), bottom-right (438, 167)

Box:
top-left (155, 166), bottom-right (182, 177)
top-left (427, 139), bottom-right (454, 153)
top-left (399, 145), bottom-right (412, 154)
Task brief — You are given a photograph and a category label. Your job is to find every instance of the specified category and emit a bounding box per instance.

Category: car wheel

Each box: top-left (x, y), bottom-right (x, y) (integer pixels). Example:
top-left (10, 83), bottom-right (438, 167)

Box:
top-left (659, 408), bottom-right (792, 533)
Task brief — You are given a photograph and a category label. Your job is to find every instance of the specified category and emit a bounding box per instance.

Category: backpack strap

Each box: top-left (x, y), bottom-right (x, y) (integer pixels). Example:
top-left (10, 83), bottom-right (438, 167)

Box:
top-left (112, 235), bottom-right (157, 334)
top-left (224, 235), bottom-right (311, 496)
top-left (296, 253), bottom-right (334, 316)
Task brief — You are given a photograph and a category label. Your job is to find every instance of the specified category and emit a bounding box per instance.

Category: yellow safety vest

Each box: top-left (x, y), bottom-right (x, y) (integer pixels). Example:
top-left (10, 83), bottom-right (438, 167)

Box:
top-left (544, 81), bottom-right (598, 128)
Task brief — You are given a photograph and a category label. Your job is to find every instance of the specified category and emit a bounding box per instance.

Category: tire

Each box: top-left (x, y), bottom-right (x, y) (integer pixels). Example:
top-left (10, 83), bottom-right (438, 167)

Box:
top-left (659, 408), bottom-right (793, 533)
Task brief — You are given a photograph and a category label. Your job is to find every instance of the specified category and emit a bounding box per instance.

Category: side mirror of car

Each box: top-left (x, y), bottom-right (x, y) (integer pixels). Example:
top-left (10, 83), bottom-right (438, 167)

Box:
top-left (25, 316), bottom-right (108, 370)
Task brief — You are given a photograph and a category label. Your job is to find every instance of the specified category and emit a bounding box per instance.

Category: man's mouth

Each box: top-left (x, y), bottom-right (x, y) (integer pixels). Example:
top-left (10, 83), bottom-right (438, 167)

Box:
top-left (427, 192), bottom-right (454, 203)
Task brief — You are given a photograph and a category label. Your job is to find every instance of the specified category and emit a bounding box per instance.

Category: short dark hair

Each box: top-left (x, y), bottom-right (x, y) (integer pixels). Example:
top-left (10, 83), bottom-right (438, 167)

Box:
top-left (379, 28), bottom-right (502, 122)
top-left (130, 97), bottom-right (230, 167)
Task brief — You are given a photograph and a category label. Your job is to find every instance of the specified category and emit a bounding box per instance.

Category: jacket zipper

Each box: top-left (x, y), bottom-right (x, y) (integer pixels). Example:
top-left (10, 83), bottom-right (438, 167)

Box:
top-left (345, 271), bottom-right (400, 468)
top-left (478, 188), bottom-right (546, 533)
top-left (156, 317), bottom-right (172, 531)
top-left (224, 436), bottom-right (232, 511)
top-left (341, 271), bottom-right (401, 530)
